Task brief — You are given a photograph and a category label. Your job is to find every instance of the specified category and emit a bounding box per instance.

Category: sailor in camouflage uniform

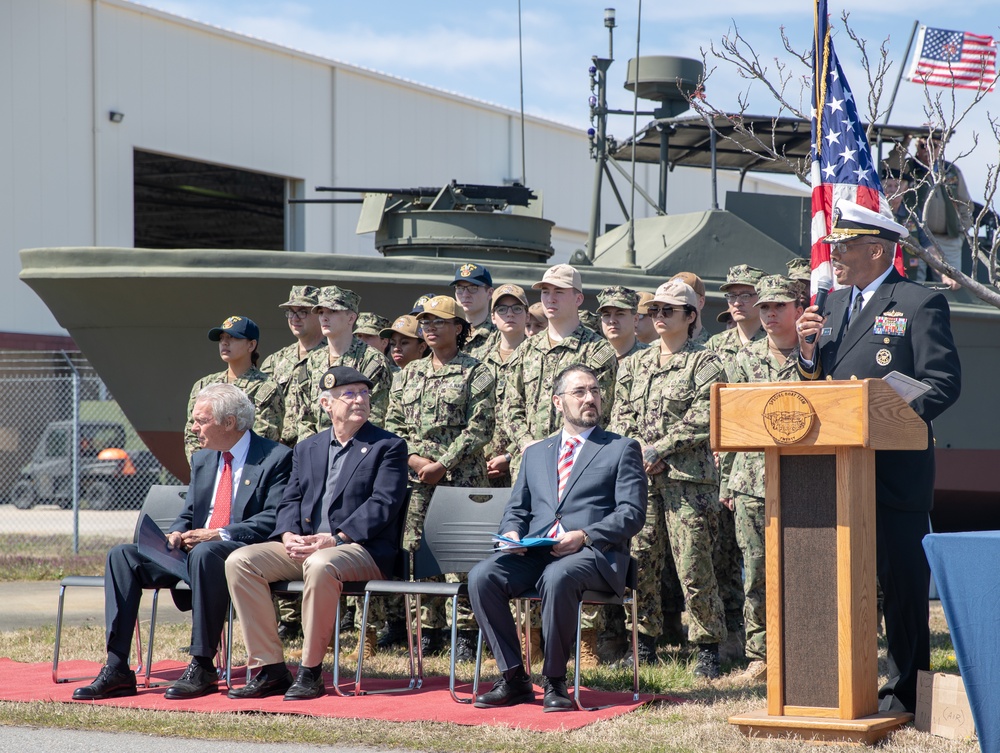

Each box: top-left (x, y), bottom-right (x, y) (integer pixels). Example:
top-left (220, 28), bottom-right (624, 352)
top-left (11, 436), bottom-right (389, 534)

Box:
top-left (385, 296), bottom-right (496, 657)
top-left (635, 292), bottom-right (658, 344)
top-left (705, 265), bottom-right (767, 368)
top-left (671, 272), bottom-right (712, 346)
top-left (260, 286), bottom-right (325, 448)
top-left (286, 286), bottom-right (393, 442)
top-left (354, 312), bottom-right (391, 356)
top-left (598, 285), bottom-right (649, 361)
top-left (786, 257), bottom-right (813, 308)
top-left (479, 284), bottom-right (529, 489)
top-left (609, 280), bottom-right (726, 679)
top-left (451, 263), bottom-right (496, 361)
top-left (720, 276), bottom-right (804, 683)
top-left (185, 316), bottom-right (283, 464)
top-left (381, 314), bottom-right (428, 373)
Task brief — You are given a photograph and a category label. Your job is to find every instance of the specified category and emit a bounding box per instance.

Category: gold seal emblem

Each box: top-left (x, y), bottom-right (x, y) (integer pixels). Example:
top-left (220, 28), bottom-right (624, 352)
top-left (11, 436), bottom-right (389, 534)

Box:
top-left (222, 315), bottom-right (242, 329)
top-left (459, 263), bottom-right (477, 278)
top-left (322, 373), bottom-right (336, 389)
top-left (762, 390), bottom-right (815, 445)
top-left (876, 348), bottom-right (892, 366)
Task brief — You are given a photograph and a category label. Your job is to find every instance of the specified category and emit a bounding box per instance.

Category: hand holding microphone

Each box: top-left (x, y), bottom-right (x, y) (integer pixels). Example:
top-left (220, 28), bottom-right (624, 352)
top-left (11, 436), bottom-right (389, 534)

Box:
top-left (803, 277), bottom-right (832, 345)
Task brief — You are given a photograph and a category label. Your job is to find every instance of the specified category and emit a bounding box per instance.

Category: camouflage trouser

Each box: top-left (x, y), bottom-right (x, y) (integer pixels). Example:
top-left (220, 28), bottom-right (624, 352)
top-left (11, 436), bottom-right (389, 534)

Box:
top-left (659, 543), bottom-right (685, 614)
top-left (629, 475), bottom-right (726, 645)
top-left (714, 504), bottom-right (746, 632)
top-left (733, 492), bottom-right (766, 660)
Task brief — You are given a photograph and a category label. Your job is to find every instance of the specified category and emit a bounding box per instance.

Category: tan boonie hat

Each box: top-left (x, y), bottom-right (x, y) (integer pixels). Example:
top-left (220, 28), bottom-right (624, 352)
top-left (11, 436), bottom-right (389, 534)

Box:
top-left (380, 314), bottom-right (421, 339)
top-left (279, 285), bottom-right (320, 309)
top-left (754, 275), bottom-right (800, 306)
top-left (652, 279), bottom-right (698, 309)
top-left (354, 312), bottom-right (390, 336)
top-left (532, 263), bottom-right (582, 291)
top-left (491, 283), bottom-right (529, 308)
top-left (636, 291), bottom-right (655, 314)
top-left (314, 285), bottom-right (361, 314)
top-left (822, 199), bottom-right (909, 244)
top-left (671, 272), bottom-right (706, 298)
top-left (416, 296), bottom-right (468, 322)
top-left (785, 258), bottom-right (812, 282)
top-left (527, 302), bottom-right (546, 320)
top-left (597, 285), bottom-right (639, 311)
top-left (719, 264), bottom-right (766, 291)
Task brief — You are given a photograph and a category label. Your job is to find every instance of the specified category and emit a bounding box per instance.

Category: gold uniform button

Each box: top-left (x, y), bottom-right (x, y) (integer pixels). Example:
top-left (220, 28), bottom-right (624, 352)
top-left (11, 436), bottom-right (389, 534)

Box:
top-left (884, 337), bottom-right (890, 344)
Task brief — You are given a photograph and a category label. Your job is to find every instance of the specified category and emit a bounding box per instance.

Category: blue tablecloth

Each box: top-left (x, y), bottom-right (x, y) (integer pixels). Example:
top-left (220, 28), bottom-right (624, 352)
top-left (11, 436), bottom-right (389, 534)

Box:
top-left (923, 531), bottom-right (1000, 753)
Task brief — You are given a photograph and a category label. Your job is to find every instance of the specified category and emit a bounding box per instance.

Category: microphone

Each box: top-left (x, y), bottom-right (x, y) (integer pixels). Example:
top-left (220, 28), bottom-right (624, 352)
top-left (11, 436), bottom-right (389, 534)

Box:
top-left (805, 277), bottom-right (832, 344)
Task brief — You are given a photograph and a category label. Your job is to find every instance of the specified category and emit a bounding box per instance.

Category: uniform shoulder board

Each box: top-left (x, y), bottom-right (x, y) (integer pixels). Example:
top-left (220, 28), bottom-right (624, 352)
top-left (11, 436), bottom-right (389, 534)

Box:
top-left (694, 357), bottom-right (723, 387)
top-left (471, 367), bottom-right (495, 393)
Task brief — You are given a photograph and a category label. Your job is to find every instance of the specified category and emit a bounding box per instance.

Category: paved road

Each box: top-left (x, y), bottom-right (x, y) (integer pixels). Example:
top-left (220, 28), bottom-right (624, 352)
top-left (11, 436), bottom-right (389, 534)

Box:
top-left (0, 504), bottom-right (137, 538)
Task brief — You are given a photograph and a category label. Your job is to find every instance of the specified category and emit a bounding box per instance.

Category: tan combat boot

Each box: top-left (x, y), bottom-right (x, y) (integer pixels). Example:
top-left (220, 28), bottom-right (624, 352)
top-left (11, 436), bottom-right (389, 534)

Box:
top-left (344, 627), bottom-right (378, 664)
top-left (577, 629), bottom-right (600, 669)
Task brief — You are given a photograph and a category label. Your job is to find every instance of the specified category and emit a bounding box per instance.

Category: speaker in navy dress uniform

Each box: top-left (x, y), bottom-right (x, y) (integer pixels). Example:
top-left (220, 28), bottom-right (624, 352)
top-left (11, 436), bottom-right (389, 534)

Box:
top-left (72, 384), bottom-right (292, 702)
top-left (468, 364), bottom-right (646, 712)
top-left (796, 200), bottom-right (962, 713)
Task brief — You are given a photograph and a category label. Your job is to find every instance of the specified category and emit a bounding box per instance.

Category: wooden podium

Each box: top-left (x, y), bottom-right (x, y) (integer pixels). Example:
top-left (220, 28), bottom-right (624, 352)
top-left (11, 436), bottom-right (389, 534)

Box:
top-left (711, 379), bottom-right (925, 744)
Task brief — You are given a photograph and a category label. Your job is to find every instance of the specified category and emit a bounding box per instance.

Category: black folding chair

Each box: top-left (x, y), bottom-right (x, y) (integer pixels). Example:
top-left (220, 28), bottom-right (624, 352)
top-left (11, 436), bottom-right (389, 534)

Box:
top-left (52, 485), bottom-right (192, 687)
top-left (355, 486), bottom-right (510, 702)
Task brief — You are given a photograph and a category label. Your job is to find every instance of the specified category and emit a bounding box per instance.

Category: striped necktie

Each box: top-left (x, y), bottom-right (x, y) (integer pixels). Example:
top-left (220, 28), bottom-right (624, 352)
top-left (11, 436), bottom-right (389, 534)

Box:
top-left (208, 451), bottom-right (234, 528)
top-left (557, 436), bottom-right (581, 500)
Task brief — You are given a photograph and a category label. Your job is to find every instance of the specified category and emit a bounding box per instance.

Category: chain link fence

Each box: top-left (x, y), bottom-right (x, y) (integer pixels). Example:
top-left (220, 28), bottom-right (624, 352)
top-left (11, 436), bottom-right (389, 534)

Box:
top-left (0, 351), bottom-right (182, 554)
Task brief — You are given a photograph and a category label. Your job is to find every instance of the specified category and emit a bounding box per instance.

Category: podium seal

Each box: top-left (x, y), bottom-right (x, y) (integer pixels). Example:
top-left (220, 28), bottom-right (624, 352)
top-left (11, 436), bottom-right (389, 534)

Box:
top-left (762, 390), bottom-right (815, 444)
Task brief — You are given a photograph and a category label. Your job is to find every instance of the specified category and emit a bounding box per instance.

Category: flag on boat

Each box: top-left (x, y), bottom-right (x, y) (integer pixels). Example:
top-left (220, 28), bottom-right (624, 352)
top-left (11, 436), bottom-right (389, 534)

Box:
top-left (809, 0), bottom-right (903, 295)
top-left (907, 27), bottom-right (997, 92)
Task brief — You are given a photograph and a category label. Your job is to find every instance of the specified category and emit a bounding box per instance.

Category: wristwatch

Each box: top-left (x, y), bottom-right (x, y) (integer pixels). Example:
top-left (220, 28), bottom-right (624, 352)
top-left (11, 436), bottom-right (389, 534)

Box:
top-left (582, 532), bottom-right (593, 547)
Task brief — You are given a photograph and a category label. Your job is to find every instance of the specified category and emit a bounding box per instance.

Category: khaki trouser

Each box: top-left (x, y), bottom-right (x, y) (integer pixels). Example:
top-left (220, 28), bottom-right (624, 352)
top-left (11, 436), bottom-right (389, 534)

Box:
top-left (226, 541), bottom-right (383, 668)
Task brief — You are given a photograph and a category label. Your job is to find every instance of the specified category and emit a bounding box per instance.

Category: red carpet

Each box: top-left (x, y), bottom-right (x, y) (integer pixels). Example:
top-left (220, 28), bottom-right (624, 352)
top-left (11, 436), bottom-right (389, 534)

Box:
top-left (0, 659), bottom-right (669, 731)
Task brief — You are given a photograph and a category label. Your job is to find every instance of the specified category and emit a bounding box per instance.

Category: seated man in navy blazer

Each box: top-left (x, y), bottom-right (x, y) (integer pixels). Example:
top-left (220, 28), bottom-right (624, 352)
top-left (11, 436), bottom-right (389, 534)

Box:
top-left (225, 366), bottom-right (408, 700)
top-left (469, 364), bottom-right (646, 711)
top-left (72, 384), bottom-right (293, 701)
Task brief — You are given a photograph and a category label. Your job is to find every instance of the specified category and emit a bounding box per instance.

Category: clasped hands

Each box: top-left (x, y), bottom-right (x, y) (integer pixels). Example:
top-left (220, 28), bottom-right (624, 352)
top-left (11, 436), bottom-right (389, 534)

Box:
top-left (281, 531), bottom-right (347, 560)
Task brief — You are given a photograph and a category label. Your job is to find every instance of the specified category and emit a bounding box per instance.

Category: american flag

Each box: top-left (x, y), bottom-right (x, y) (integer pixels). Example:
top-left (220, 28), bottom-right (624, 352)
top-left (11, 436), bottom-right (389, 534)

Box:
top-left (907, 27), bottom-right (997, 92)
top-left (809, 0), bottom-right (902, 295)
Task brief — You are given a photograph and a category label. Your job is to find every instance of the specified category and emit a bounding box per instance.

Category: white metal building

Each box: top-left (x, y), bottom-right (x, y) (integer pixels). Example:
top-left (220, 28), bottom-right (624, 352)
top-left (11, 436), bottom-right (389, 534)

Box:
top-left (1, 0), bottom-right (805, 343)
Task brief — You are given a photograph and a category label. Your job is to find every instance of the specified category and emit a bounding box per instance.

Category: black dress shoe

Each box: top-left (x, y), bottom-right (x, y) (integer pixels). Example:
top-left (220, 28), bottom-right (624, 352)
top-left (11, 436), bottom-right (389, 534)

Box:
top-left (473, 673), bottom-right (535, 709)
top-left (165, 660), bottom-right (218, 700)
top-left (72, 665), bottom-right (137, 700)
top-left (542, 675), bottom-right (574, 712)
top-left (227, 666), bottom-right (294, 699)
top-left (284, 665), bottom-right (326, 700)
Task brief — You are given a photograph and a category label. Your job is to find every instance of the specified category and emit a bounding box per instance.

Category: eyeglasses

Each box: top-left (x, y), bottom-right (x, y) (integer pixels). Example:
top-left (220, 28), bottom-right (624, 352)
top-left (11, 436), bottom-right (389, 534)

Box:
top-left (723, 293), bottom-right (757, 303)
top-left (494, 304), bottom-right (526, 316)
top-left (333, 389), bottom-right (370, 403)
top-left (454, 284), bottom-right (483, 295)
top-left (284, 309), bottom-right (311, 319)
top-left (557, 387), bottom-right (601, 400)
top-left (419, 318), bottom-right (452, 329)
top-left (644, 306), bottom-right (679, 318)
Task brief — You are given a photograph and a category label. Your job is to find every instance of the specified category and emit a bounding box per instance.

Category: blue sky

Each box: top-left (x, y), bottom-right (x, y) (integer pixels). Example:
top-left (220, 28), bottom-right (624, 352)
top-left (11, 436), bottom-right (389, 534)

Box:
top-left (145, 0), bottom-right (998, 203)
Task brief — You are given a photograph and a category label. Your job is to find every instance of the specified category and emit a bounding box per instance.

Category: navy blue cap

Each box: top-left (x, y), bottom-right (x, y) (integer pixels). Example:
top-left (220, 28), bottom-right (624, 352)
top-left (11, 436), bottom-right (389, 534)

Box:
top-left (208, 315), bottom-right (260, 342)
top-left (320, 366), bottom-right (374, 392)
top-left (449, 262), bottom-right (493, 287)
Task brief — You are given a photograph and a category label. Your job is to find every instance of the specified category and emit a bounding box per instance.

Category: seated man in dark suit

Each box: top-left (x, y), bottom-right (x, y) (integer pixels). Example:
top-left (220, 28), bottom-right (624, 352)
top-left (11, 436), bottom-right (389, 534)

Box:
top-left (469, 364), bottom-right (647, 711)
top-left (72, 384), bottom-right (293, 701)
top-left (225, 366), bottom-right (408, 701)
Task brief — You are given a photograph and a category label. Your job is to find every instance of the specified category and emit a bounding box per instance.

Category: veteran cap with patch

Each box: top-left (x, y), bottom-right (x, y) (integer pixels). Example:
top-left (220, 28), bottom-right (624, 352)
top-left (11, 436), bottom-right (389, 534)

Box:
top-left (670, 272), bottom-right (706, 298)
top-left (491, 283), bottom-right (529, 308)
top-left (354, 312), bottom-right (390, 337)
top-left (320, 365), bottom-right (374, 392)
top-left (785, 258), bottom-right (812, 282)
top-left (597, 285), bottom-right (639, 311)
top-left (208, 315), bottom-right (259, 342)
top-left (822, 200), bottom-right (909, 244)
top-left (754, 275), bottom-right (800, 306)
top-left (532, 263), bottom-right (582, 291)
top-left (314, 285), bottom-right (361, 314)
top-left (652, 279), bottom-right (698, 309)
top-left (410, 293), bottom-right (435, 315)
top-left (416, 296), bottom-right (468, 321)
top-left (380, 314), bottom-right (422, 339)
top-left (450, 262), bottom-right (493, 287)
top-left (278, 285), bottom-right (320, 309)
top-left (720, 264), bottom-right (767, 291)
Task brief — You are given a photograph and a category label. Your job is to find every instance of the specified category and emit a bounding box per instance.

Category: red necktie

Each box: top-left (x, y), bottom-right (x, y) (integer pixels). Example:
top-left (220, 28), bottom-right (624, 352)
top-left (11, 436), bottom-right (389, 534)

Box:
top-left (209, 451), bottom-right (234, 528)
top-left (557, 436), bottom-right (581, 500)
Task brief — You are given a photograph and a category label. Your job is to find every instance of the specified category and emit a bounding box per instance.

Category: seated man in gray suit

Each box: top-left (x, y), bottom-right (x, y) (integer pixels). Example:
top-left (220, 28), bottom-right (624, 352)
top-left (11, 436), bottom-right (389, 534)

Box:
top-left (72, 384), bottom-right (293, 701)
top-left (469, 364), bottom-right (646, 711)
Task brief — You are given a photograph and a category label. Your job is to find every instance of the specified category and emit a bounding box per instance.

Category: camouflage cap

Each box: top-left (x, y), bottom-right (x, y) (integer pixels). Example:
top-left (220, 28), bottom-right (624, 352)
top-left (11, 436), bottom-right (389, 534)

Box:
top-left (652, 279), bottom-right (698, 308)
top-left (320, 365), bottom-right (373, 392)
top-left (354, 312), bottom-right (390, 336)
top-left (754, 275), bottom-right (800, 306)
top-left (636, 291), bottom-right (655, 314)
top-left (417, 295), bottom-right (468, 322)
top-left (671, 272), bottom-right (706, 298)
top-left (785, 258), bottom-right (812, 282)
top-left (491, 283), bottom-right (529, 308)
top-left (380, 314), bottom-right (422, 339)
top-left (450, 262), bottom-right (493, 287)
top-left (313, 285), bottom-right (361, 314)
top-left (410, 293), bottom-right (435, 315)
top-left (208, 315), bottom-right (260, 342)
top-left (532, 263), bottom-right (582, 291)
top-left (278, 285), bottom-right (320, 309)
top-left (597, 285), bottom-right (639, 311)
top-left (578, 309), bottom-right (601, 332)
top-left (719, 264), bottom-right (767, 291)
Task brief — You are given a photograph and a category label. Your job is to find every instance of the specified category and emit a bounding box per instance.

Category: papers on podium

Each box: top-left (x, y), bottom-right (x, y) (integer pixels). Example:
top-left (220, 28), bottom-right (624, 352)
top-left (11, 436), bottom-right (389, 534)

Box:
top-left (136, 514), bottom-right (190, 583)
top-left (491, 534), bottom-right (561, 550)
top-left (883, 371), bottom-right (932, 404)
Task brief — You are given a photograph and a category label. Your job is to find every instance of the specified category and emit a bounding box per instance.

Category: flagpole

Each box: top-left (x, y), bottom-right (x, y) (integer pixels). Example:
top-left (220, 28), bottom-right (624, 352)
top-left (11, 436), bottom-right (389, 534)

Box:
top-left (877, 20), bottom-right (920, 162)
